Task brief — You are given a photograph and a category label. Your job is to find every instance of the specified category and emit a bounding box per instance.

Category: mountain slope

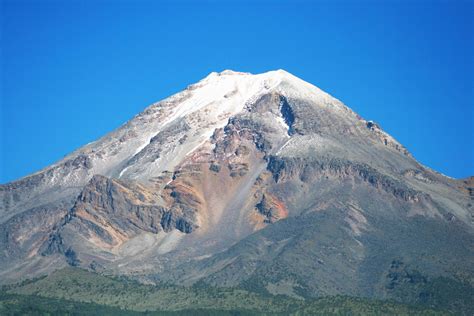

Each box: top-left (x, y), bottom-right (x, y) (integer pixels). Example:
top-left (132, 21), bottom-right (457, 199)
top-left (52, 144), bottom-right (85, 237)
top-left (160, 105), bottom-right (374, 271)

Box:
top-left (0, 70), bottom-right (472, 309)
top-left (2, 267), bottom-right (454, 315)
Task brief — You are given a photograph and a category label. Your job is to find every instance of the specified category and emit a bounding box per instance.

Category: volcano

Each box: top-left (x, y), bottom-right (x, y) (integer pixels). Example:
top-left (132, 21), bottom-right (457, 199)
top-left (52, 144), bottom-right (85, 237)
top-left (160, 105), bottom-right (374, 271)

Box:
top-left (1, 70), bottom-right (472, 311)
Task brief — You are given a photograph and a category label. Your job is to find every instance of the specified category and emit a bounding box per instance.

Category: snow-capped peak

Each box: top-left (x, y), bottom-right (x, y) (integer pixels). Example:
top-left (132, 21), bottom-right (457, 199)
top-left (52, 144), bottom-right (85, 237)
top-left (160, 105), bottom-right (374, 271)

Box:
top-left (20, 69), bottom-right (345, 186)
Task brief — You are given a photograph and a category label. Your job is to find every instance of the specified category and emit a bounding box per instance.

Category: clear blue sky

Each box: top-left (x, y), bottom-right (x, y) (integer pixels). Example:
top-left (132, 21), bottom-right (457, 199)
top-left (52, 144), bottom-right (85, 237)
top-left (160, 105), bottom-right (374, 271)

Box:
top-left (1, 0), bottom-right (473, 183)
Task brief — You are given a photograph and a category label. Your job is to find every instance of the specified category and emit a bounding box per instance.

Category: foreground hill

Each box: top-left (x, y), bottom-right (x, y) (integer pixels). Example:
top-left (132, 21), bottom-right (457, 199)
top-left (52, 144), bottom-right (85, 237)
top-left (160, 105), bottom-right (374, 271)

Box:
top-left (2, 267), bottom-right (454, 315)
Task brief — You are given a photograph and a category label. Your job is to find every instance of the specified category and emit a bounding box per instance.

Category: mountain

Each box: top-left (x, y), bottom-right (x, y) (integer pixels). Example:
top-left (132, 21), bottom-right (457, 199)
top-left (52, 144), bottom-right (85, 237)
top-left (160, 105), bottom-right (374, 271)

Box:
top-left (1, 70), bottom-right (473, 312)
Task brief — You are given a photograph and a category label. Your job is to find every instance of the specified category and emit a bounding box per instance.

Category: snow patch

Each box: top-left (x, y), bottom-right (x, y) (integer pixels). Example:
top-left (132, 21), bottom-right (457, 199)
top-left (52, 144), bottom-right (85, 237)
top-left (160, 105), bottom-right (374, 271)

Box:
top-left (118, 165), bottom-right (131, 178)
top-left (276, 138), bottom-right (292, 156)
top-left (275, 115), bottom-right (290, 132)
top-left (132, 138), bottom-right (152, 156)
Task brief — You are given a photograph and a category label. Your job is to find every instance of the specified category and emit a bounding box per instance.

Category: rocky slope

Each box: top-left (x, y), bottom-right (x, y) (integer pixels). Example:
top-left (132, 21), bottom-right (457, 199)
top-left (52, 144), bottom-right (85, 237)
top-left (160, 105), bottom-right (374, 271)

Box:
top-left (1, 70), bottom-right (472, 305)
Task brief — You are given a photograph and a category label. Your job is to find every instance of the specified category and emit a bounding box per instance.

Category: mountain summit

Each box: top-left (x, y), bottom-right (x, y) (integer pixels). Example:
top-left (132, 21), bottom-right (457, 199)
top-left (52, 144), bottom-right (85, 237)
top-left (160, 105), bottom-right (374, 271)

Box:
top-left (1, 70), bottom-right (472, 306)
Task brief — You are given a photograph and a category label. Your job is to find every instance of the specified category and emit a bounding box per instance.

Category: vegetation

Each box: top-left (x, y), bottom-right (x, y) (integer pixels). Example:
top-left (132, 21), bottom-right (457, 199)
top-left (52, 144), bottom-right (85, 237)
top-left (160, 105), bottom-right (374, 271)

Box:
top-left (1, 267), bottom-right (454, 315)
top-left (0, 292), bottom-right (141, 316)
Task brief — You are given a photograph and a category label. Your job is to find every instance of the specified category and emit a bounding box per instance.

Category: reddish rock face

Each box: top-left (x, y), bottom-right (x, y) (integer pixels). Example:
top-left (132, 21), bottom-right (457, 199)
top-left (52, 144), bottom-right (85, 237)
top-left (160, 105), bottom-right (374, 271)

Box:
top-left (255, 193), bottom-right (288, 223)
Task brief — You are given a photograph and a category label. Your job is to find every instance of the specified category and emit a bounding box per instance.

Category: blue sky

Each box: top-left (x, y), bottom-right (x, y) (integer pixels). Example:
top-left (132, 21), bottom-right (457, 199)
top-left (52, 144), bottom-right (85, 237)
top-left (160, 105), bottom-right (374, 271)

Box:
top-left (1, 0), bottom-right (473, 183)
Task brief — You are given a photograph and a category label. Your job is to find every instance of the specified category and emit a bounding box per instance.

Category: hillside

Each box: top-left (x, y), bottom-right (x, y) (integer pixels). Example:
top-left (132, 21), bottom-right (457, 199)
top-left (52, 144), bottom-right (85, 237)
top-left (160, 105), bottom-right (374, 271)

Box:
top-left (2, 268), bottom-right (454, 315)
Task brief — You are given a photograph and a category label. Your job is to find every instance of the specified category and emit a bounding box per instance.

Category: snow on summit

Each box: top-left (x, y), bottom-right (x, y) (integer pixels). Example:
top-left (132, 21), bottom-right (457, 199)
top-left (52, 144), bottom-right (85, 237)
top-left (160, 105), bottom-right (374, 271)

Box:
top-left (18, 70), bottom-right (347, 185)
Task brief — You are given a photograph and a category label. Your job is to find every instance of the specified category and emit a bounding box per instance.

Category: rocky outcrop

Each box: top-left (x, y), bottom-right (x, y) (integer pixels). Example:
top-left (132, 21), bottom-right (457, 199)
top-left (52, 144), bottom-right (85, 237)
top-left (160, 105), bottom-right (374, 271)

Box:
top-left (213, 117), bottom-right (273, 157)
top-left (402, 169), bottom-right (435, 183)
top-left (255, 194), bottom-right (288, 223)
top-left (63, 154), bottom-right (93, 170)
top-left (0, 201), bottom-right (71, 263)
top-left (366, 120), bottom-right (411, 157)
top-left (279, 96), bottom-right (296, 136)
top-left (40, 174), bottom-right (197, 263)
top-left (267, 156), bottom-right (428, 202)
top-left (459, 176), bottom-right (474, 198)
top-left (228, 163), bottom-right (249, 177)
